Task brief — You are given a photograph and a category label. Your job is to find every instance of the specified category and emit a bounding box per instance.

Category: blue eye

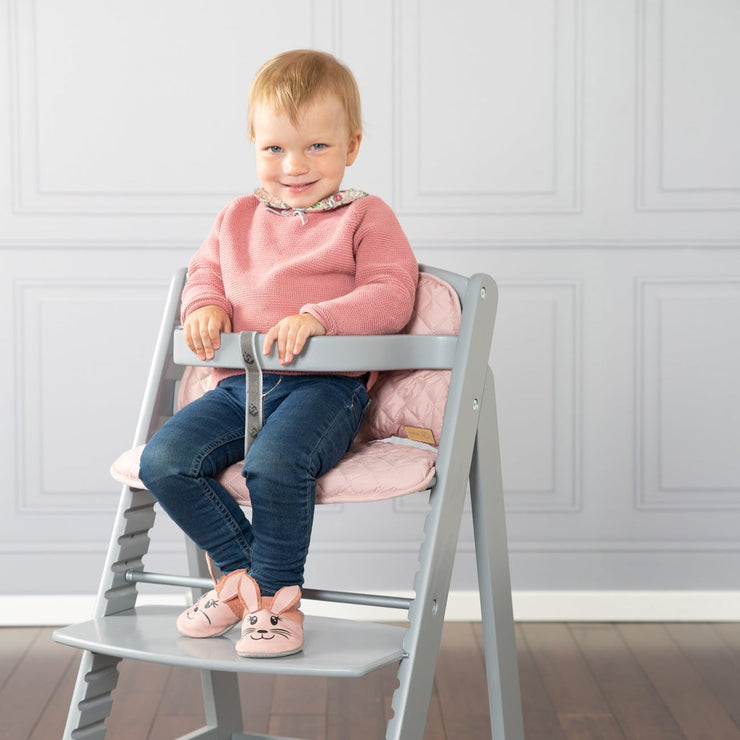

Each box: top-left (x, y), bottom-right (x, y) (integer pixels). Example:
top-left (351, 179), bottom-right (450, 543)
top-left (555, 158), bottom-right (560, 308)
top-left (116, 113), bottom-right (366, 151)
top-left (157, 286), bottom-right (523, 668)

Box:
top-left (266, 146), bottom-right (282, 154)
top-left (310, 143), bottom-right (328, 151)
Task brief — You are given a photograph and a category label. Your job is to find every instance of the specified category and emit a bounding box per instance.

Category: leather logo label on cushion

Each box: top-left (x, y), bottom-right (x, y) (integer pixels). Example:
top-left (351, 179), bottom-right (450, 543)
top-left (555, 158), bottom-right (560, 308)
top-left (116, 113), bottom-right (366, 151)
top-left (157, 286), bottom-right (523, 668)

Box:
top-left (404, 426), bottom-right (436, 445)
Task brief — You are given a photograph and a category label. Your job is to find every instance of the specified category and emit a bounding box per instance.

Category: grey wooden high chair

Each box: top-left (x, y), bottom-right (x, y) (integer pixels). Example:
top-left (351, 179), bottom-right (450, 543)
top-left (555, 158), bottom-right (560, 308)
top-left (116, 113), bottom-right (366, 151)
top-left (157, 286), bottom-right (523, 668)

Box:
top-left (53, 264), bottom-right (524, 740)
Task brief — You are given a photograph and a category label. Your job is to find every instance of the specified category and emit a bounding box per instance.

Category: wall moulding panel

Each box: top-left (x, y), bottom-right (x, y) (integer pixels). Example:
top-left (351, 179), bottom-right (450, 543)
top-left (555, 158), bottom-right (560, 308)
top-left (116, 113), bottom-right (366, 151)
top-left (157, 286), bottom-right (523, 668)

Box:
top-left (635, 278), bottom-right (740, 509)
top-left (7, 0), bottom-right (338, 217)
top-left (14, 278), bottom-right (167, 513)
top-left (493, 281), bottom-right (582, 511)
top-left (395, 0), bottom-right (583, 215)
top-left (637, 0), bottom-right (740, 211)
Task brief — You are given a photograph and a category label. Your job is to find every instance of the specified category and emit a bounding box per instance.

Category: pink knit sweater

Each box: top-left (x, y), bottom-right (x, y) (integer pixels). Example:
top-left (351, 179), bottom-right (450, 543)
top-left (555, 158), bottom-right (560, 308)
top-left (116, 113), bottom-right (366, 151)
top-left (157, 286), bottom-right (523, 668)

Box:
top-left (182, 193), bottom-right (418, 385)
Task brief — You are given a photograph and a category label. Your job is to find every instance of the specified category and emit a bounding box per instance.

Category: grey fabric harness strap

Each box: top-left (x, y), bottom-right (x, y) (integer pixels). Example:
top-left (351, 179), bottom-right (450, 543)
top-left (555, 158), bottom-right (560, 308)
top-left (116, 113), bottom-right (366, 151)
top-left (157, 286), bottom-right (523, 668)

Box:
top-left (240, 331), bottom-right (263, 457)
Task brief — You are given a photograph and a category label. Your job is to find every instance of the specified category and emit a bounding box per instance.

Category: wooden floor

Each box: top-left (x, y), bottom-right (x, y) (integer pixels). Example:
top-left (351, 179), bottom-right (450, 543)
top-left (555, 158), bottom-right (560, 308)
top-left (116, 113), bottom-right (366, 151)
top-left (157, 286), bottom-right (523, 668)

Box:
top-left (2, 622), bottom-right (740, 739)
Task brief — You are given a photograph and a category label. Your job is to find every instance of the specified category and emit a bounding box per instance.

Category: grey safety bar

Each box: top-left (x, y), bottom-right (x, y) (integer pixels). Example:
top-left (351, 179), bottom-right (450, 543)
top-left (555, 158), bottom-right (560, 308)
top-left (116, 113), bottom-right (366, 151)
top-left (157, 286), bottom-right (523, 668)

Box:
top-left (173, 329), bottom-right (458, 372)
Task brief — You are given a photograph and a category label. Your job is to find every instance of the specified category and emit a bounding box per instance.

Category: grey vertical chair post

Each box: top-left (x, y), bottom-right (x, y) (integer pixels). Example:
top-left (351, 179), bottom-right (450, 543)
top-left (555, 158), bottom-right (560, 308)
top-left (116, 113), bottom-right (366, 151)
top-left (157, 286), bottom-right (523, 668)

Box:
top-left (54, 264), bottom-right (524, 740)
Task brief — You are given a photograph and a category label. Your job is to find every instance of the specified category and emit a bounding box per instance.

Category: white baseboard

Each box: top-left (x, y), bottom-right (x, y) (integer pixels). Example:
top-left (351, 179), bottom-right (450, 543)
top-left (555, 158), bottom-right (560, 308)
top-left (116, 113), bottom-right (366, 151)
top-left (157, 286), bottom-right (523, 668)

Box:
top-left (3, 590), bottom-right (740, 626)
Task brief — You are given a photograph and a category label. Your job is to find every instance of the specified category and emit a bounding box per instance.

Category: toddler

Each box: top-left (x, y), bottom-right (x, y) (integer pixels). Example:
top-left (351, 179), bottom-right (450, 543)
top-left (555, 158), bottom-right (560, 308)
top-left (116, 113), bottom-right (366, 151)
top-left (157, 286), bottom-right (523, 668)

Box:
top-left (138, 49), bottom-right (418, 658)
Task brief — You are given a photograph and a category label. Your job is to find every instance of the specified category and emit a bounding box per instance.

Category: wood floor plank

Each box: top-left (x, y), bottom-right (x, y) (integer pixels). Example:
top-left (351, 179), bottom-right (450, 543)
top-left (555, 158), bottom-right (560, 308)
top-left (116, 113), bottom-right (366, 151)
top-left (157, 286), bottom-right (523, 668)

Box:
top-left (513, 623), bottom-right (567, 740)
top-left (105, 658), bottom-right (175, 739)
top-left (27, 649), bottom-right (79, 740)
top-left (569, 623), bottom-right (684, 740)
top-left (713, 623), bottom-right (740, 672)
top-left (268, 712), bottom-right (326, 739)
top-left (434, 622), bottom-right (492, 739)
top-left (521, 623), bottom-right (626, 739)
top-left (326, 670), bottom-right (388, 739)
top-left (0, 629), bottom-right (78, 740)
top-left (423, 691), bottom-right (447, 740)
top-left (714, 622), bottom-right (740, 661)
top-left (667, 623), bottom-right (740, 731)
top-left (0, 627), bottom-right (40, 689)
top-left (619, 623), bottom-right (740, 740)
top-left (268, 675), bottom-right (328, 740)
top-left (556, 714), bottom-right (629, 740)
top-left (520, 623), bottom-right (617, 719)
top-left (270, 674), bottom-right (328, 716)
top-left (157, 663), bottom-right (204, 717)
top-left (238, 672), bottom-right (276, 734)
top-left (149, 714), bottom-right (207, 739)
top-left (149, 663), bottom-right (206, 740)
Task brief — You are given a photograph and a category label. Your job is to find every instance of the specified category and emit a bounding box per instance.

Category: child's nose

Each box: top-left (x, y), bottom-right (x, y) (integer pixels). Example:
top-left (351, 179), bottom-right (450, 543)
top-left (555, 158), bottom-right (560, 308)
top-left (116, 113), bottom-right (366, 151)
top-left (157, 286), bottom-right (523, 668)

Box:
top-left (284, 152), bottom-right (308, 175)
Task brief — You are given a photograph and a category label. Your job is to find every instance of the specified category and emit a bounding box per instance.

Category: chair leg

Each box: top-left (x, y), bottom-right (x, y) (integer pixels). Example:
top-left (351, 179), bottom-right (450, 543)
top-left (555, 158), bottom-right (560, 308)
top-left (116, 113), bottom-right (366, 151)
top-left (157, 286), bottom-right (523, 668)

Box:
top-left (386, 583), bottom-right (446, 740)
top-left (61, 485), bottom-right (158, 738)
top-left (386, 425), bottom-right (482, 736)
top-left (470, 368), bottom-right (525, 739)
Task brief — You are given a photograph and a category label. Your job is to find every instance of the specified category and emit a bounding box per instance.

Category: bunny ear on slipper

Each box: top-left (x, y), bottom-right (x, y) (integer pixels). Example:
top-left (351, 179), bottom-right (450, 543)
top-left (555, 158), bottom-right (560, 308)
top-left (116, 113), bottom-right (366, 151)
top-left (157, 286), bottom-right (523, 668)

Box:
top-left (217, 570), bottom-right (245, 602)
top-left (270, 585), bottom-right (301, 615)
top-left (237, 573), bottom-right (262, 613)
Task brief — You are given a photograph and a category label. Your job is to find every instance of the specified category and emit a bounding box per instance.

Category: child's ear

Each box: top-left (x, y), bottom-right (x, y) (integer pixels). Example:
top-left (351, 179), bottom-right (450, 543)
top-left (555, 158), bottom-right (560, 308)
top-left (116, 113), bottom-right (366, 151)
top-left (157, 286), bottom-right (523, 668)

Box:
top-left (345, 130), bottom-right (362, 166)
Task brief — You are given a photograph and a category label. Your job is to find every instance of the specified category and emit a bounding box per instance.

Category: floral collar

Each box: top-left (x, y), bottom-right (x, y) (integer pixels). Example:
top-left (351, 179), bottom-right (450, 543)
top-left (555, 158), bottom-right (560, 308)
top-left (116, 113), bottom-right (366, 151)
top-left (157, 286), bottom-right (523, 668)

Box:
top-left (254, 187), bottom-right (368, 215)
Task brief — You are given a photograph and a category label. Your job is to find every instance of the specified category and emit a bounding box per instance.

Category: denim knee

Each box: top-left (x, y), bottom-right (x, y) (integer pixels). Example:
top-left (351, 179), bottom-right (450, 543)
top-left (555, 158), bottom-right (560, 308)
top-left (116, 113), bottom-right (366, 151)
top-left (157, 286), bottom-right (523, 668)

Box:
top-left (138, 433), bottom-right (182, 487)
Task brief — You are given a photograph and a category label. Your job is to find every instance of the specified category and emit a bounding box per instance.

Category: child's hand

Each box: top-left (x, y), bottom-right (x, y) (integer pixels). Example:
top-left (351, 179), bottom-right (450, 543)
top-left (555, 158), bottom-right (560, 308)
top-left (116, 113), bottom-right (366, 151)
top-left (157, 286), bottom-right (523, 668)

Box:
top-left (263, 314), bottom-right (327, 365)
top-left (184, 305), bottom-right (232, 360)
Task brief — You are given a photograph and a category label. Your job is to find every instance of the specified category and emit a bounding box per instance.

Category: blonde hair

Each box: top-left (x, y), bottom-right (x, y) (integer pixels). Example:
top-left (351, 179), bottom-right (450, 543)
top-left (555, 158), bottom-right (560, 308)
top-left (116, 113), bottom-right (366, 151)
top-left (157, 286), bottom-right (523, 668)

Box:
top-left (248, 50), bottom-right (362, 139)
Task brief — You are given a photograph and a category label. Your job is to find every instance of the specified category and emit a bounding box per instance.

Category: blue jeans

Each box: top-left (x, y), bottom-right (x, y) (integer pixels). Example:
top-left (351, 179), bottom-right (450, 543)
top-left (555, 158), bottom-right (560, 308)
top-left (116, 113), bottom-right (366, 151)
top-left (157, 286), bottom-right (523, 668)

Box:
top-left (139, 373), bottom-right (369, 596)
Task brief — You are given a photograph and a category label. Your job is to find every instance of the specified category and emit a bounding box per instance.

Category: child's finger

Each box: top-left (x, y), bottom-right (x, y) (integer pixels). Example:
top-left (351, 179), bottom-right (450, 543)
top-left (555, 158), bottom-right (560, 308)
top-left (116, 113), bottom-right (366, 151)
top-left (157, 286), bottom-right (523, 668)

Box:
top-left (208, 323), bottom-right (221, 350)
top-left (291, 326), bottom-right (308, 358)
top-left (278, 323), bottom-right (293, 364)
top-left (263, 326), bottom-right (276, 356)
top-left (185, 323), bottom-right (206, 360)
top-left (198, 326), bottom-right (215, 360)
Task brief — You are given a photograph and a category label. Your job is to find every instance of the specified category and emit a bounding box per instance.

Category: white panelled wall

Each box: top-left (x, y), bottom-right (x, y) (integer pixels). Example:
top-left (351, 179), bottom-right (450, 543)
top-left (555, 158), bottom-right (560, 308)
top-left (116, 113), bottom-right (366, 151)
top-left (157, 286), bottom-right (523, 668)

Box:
top-left (2, 0), bottom-right (739, 623)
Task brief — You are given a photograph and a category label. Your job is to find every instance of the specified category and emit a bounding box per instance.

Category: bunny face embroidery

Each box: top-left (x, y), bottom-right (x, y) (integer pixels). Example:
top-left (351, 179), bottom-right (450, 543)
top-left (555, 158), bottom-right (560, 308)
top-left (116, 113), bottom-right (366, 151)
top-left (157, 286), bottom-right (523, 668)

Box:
top-left (176, 568), bottom-right (245, 639)
top-left (235, 573), bottom-right (304, 658)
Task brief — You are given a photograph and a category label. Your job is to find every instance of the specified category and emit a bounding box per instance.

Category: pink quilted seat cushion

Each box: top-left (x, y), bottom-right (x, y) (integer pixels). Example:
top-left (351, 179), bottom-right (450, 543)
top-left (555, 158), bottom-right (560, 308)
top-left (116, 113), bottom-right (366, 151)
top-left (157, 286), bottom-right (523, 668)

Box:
top-left (110, 441), bottom-right (436, 505)
top-left (110, 271), bottom-right (459, 503)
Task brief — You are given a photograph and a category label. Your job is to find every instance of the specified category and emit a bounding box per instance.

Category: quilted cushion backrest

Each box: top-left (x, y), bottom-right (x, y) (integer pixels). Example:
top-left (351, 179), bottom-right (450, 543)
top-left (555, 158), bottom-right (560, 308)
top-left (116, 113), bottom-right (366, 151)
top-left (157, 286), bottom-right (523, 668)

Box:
top-left (357, 272), bottom-right (461, 447)
top-left (176, 271), bottom-right (462, 448)
top-left (177, 364), bottom-right (216, 411)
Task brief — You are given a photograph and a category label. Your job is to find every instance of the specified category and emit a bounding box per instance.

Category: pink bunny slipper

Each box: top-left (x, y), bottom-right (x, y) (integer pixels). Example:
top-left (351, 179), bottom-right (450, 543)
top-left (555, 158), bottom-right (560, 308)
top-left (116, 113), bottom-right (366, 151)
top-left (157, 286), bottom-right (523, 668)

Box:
top-left (176, 568), bottom-right (245, 638)
top-left (235, 573), bottom-right (304, 658)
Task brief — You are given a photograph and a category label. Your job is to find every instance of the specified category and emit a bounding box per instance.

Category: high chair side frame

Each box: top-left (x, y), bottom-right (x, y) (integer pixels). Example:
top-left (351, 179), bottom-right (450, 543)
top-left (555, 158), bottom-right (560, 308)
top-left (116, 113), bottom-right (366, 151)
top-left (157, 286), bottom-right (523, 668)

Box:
top-left (54, 265), bottom-right (524, 740)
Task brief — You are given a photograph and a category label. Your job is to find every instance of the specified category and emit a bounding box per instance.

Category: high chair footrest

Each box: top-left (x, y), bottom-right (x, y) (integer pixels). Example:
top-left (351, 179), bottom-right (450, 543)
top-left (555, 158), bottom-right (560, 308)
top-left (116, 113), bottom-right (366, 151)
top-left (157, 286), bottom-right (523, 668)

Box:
top-left (53, 606), bottom-right (406, 678)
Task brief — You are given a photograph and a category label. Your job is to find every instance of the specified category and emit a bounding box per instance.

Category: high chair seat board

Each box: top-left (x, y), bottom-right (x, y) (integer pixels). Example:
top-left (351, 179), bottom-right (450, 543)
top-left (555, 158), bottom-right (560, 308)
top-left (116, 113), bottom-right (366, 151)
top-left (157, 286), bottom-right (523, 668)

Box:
top-left (53, 265), bottom-right (524, 740)
top-left (56, 607), bottom-right (406, 677)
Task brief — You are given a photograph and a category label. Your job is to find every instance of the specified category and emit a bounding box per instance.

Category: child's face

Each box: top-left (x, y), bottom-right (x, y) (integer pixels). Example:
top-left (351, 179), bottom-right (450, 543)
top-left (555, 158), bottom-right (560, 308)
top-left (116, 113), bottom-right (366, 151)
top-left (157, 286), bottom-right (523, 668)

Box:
top-left (252, 95), bottom-right (361, 209)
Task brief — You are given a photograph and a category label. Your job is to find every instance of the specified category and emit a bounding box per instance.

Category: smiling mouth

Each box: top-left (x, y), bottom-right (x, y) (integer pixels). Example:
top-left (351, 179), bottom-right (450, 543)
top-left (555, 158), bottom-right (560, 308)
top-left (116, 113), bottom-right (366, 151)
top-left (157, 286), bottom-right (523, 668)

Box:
top-left (283, 181), bottom-right (317, 192)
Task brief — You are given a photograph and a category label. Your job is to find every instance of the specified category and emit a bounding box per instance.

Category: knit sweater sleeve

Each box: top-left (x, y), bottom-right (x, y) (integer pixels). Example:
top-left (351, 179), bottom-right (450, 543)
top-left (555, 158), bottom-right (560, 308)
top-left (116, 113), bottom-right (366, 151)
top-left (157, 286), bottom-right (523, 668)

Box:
top-left (180, 205), bottom-right (233, 323)
top-left (300, 197), bottom-right (418, 336)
